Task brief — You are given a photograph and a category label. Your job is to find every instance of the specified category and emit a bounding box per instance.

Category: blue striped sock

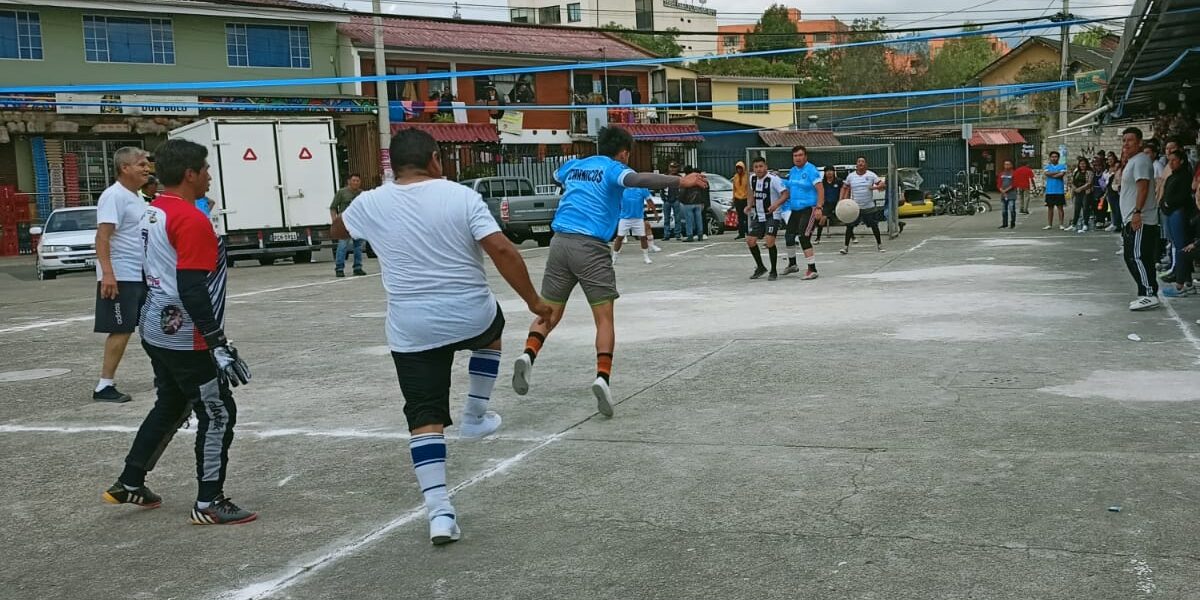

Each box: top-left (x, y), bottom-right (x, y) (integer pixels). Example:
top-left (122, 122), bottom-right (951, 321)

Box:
top-left (410, 433), bottom-right (452, 519)
top-left (465, 349), bottom-right (501, 421)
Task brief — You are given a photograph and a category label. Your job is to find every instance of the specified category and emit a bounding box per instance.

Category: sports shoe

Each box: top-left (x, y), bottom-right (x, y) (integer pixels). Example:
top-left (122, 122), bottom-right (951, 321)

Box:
top-left (353, 269), bottom-right (368, 276)
top-left (430, 514), bottom-right (461, 546)
top-left (1129, 296), bottom-right (1161, 311)
top-left (512, 354), bottom-right (533, 396)
top-left (459, 411), bottom-right (502, 439)
top-left (802, 269), bottom-right (819, 280)
top-left (643, 254), bottom-right (653, 265)
top-left (335, 270), bottom-right (345, 278)
top-left (1042, 225), bottom-right (1053, 230)
top-left (102, 482), bottom-right (162, 508)
top-left (1077, 226), bottom-right (1088, 234)
top-left (1060, 226), bottom-right (1069, 231)
top-left (1105, 225), bottom-right (1117, 232)
top-left (191, 495), bottom-right (257, 525)
top-left (700, 234), bottom-right (708, 241)
top-left (767, 271), bottom-right (778, 281)
top-left (750, 267), bottom-right (768, 280)
top-left (839, 247), bottom-right (849, 255)
top-left (93, 385), bottom-right (132, 403)
top-left (592, 377), bottom-right (615, 417)
top-left (877, 245), bottom-right (886, 253)
top-left (650, 244), bottom-right (662, 253)
top-left (783, 264), bottom-right (800, 275)
top-left (1160, 272), bottom-right (1176, 283)
top-left (683, 237), bottom-right (694, 243)
top-left (1064, 225), bottom-right (1075, 232)
top-left (813, 237), bottom-right (821, 244)
top-left (851, 237), bottom-right (860, 244)
top-left (1162, 285), bottom-right (1196, 298)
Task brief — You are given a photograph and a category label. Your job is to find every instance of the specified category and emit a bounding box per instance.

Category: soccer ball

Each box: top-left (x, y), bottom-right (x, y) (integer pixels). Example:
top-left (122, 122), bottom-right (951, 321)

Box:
top-left (835, 199), bottom-right (861, 224)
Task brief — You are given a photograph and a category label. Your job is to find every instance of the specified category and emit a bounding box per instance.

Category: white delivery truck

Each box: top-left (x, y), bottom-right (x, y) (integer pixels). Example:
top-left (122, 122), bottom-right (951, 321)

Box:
top-left (168, 116), bottom-right (340, 265)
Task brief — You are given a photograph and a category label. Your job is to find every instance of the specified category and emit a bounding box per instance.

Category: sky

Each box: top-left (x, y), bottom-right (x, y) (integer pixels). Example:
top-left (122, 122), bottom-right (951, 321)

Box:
top-left (311, 0), bottom-right (1137, 33)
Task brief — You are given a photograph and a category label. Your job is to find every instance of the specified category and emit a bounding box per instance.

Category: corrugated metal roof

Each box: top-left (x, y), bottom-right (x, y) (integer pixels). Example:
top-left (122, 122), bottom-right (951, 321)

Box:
top-left (391, 122), bottom-right (499, 144)
top-left (616, 124), bottom-right (704, 142)
top-left (339, 16), bottom-right (655, 61)
top-left (758, 130), bottom-right (841, 147)
top-left (969, 128), bottom-right (1026, 147)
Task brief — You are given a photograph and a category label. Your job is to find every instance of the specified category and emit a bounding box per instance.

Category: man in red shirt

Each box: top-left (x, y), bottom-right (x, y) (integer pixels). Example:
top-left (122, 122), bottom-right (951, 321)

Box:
top-left (1014, 161), bottom-right (1035, 215)
top-left (101, 139), bottom-right (255, 526)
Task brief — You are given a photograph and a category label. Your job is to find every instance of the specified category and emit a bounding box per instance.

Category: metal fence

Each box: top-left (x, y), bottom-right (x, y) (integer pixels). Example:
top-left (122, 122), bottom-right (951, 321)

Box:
top-left (496, 155), bottom-right (575, 188)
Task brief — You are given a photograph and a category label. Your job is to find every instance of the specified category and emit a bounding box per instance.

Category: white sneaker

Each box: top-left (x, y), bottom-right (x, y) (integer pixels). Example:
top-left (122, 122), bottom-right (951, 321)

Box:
top-left (643, 254), bottom-right (652, 264)
top-left (877, 245), bottom-right (886, 253)
top-left (701, 234), bottom-right (708, 241)
top-left (1065, 225), bottom-right (1075, 231)
top-left (650, 244), bottom-right (662, 253)
top-left (1077, 226), bottom-right (1088, 233)
top-left (459, 411), bottom-right (502, 439)
top-left (512, 354), bottom-right (533, 396)
top-left (429, 514), bottom-right (461, 545)
top-left (1105, 225), bottom-right (1117, 232)
top-left (1129, 296), bottom-right (1161, 311)
top-left (1042, 225), bottom-right (1053, 230)
top-left (591, 376), bottom-right (614, 417)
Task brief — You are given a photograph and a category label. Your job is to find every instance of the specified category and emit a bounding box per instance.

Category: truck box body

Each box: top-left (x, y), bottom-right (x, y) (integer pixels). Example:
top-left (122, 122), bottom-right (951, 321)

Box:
top-left (168, 117), bottom-right (340, 263)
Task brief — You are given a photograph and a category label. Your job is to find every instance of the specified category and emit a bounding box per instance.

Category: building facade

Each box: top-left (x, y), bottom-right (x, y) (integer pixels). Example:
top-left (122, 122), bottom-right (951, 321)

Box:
top-left (716, 8), bottom-right (847, 55)
top-left (507, 0), bottom-right (719, 57)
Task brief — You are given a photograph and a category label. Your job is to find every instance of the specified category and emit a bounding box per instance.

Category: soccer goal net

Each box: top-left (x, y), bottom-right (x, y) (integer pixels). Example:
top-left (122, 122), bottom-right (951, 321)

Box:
top-left (745, 144), bottom-right (900, 238)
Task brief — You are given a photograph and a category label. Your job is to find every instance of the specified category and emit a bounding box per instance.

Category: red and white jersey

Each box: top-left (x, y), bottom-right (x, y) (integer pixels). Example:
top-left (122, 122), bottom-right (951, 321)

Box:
top-left (139, 194), bottom-right (227, 351)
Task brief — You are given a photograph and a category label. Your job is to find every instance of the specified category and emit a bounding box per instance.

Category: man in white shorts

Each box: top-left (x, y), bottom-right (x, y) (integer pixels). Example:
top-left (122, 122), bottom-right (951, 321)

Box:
top-left (612, 186), bottom-right (653, 264)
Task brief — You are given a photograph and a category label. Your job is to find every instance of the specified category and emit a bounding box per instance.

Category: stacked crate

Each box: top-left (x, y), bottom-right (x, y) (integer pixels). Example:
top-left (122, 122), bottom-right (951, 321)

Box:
top-left (44, 139), bottom-right (66, 210)
top-left (0, 186), bottom-right (29, 256)
top-left (63, 153), bottom-right (80, 207)
top-left (32, 137), bottom-right (52, 217)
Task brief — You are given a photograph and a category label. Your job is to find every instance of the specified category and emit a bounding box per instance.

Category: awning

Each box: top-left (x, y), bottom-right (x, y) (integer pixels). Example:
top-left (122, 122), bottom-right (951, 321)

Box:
top-left (758, 130), bottom-right (840, 148)
top-left (968, 128), bottom-right (1026, 147)
top-left (614, 124), bottom-right (704, 143)
top-left (390, 122), bottom-right (499, 144)
top-left (1105, 0), bottom-right (1200, 120)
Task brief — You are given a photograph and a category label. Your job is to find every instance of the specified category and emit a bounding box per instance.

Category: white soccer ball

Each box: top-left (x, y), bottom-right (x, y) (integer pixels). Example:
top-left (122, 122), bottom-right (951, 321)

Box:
top-left (835, 199), bottom-right (861, 223)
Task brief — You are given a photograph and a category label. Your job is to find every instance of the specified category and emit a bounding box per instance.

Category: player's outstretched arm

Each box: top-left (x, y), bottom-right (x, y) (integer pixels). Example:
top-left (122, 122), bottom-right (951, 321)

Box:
top-left (624, 172), bottom-right (707, 189)
top-left (480, 232), bottom-right (552, 320)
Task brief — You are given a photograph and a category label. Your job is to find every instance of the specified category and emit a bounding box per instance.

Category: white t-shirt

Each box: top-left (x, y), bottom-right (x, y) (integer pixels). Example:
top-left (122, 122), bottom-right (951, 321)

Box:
top-left (95, 182), bottom-right (146, 282)
top-left (844, 171), bottom-right (880, 208)
top-left (1120, 153), bottom-right (1158, 226)
top-left (341, 179), bottom-right (502, 353)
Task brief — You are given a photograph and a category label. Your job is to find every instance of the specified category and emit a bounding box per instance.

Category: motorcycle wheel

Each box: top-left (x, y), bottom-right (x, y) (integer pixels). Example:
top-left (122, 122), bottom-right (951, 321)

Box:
top-left (974, 201), bottom-right (991, 215)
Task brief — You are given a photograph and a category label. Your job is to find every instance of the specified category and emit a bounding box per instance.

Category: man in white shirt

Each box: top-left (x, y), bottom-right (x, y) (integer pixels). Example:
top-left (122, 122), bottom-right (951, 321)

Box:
top-left (840, 156), bottom-right (887, 254)
top-left (332, 129), bottom-right (551, 546)
top-left (1120, 127), bottom-right (1163, 311)
top-left (93, 147), bottom-right (151, 403)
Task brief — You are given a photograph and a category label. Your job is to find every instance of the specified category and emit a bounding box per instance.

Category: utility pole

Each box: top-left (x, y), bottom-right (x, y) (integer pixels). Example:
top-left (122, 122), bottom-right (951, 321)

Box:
top-left (373, 0), bottom-right (392, 182)
top-left (1058, 0), bottom-right (1071, 143)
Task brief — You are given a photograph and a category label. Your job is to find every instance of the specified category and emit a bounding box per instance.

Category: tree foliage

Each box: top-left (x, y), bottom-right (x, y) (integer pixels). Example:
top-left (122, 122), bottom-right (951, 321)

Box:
top-left (1013, 60), bottom-right (1061, 119)
top-left (744, 3), bottom-right (805, 63)
top-left (926, 25), bottom-right (1000, 88)
top-left (692, 57), bottom-right (797, 78)
top-left (1073, 26), bottom-right (1109, 48)
top-left (603, 22), bottom-right (683, 58)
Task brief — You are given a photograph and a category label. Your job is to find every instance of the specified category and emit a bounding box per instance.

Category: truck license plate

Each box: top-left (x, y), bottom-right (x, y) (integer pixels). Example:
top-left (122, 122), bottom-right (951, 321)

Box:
top-left (531, 225), bottom-right (550, 233)
top-left (270, 231), bottom-right (300, 242)
top-left (84, 259), bottom-right (96, 267)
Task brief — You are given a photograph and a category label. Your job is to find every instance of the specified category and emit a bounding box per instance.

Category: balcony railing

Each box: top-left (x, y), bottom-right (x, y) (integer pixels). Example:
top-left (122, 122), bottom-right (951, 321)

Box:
top-left (570, 105), bottom-right (663, 135)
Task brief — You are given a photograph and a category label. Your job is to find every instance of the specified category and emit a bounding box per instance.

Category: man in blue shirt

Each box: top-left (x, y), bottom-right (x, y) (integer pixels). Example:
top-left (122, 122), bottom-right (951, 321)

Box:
top-left (769, 145), bottom-right (824, 280)
top-left (1043, 151), bottom-right (1067, 230)
top-left (612, 186), bottom-right (654, 264)
top-left (513, 127), bottom-right (706, 417)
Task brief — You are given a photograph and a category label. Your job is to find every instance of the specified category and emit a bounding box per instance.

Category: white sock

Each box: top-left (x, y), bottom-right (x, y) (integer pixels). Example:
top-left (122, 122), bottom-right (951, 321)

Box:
top-left (465, 349), bottom-right (501, 421)
top-left (410, 433), bottom-right (453, 518)
top-left (195, 501), bottom-right (212, 509)
top-left (96, 378), bottom-right (114, 393)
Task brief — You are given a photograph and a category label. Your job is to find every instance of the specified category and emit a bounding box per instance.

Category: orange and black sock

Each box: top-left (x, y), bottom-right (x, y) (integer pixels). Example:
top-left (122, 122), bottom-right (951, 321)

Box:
top-left (523, 332), bottom-right (545, 363)
top-left (596, 352), bottom-right (613, 383)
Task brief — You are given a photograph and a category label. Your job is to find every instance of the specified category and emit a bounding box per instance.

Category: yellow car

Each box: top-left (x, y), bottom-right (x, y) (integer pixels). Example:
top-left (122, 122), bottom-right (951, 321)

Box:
top-left (897, 168), bottom-right (936, 217)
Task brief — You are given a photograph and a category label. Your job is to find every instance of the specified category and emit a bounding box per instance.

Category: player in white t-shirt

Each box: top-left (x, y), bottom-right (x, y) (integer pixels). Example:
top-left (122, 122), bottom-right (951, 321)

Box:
top-left (92, 146), bottom-right (151, 403)
top-left (840, 156), bottom-right (887, 254)
top-left (333, 129), bottom-right (551, 545)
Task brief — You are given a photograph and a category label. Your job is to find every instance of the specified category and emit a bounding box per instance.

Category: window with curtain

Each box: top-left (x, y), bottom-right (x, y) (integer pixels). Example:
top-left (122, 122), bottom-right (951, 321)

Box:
top-left (0, 11), bottom-right (42, 60)
top-left (567, 3), bottom-right (582, 22)
top-left (84, 15), bottom-right (173, 64)
top-left (226, 23), bottom-right (309, 68)
top-left (387, 66), bottom-right (417, 101)
top-left (737, 87), bottom-right (769, 113)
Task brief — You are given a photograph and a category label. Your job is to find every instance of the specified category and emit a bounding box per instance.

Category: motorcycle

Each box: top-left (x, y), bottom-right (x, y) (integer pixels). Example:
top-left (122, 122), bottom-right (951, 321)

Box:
top-left (932, 181), bottom-right (992, 216)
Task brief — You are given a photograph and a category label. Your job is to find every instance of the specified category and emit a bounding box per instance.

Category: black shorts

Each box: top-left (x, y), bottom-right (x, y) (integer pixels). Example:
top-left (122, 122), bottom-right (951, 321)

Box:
top-left (785, 208), bottom-right (818, 238)
top-left (852, 206), bottom-right (883, 227)
top-left (748, 217), bottom-right (780, 238)
top-left (390, 305), bottom-right (505, 430)
top-left (94, 281), bottom-right (146, 334)
top-left (1045, 193), bottom-right (1066, 207)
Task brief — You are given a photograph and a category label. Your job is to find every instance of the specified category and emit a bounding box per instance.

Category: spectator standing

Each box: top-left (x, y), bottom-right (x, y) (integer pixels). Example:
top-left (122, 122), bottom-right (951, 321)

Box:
top-left (330, 173), bottom-right (366, 277)
top-left (139, 176), bottom-right (159, 203)
top-left (660, 162), bottom-right (683, 240)
top-left (1043, 151), bottom-right (1067, 230)
top-left (1014, 161), bottom-right (1034, 215)
top-left (680, 166), bottom-right (708, 242)
top-left (1068, 157), bottom-right (1094, 232)
top-left (816, 166), bottom-right (842, 244)
top-left (996, 160), bottom-right (1017, 229)
top-left (731, 161), bottom-right (749, 240)
top-left (1105, 152), bottom-right (1122, 231)
top-left (1161, 149), bottom-right (1196, 293)
top-left (1119, 127), bottom-right (1162, 311)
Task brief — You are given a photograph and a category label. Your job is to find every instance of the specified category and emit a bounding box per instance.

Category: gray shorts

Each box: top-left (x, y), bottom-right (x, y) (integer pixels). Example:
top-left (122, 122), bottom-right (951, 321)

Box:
top-left (541, 233), bottom-right (619, 305)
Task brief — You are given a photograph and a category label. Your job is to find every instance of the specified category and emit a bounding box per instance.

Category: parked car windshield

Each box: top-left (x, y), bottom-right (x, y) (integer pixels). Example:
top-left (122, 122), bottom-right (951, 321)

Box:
top-left (706, 173), bottom-right (733, 191)
top-left (44, 209), bottom-right (98, 233)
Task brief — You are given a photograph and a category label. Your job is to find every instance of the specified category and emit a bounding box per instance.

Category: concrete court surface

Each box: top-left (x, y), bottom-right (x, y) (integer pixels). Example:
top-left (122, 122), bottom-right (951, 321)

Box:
top-left (1, 211), bottom-right (1199, 600)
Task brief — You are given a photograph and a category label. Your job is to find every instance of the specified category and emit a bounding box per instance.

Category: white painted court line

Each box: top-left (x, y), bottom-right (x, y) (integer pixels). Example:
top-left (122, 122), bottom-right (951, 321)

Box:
top-left (1162, 300), bottom-right (1200, 365)
top-left (668, 242), bottom-right (725, 257)
top-left (0, 424), bottom-right (548, 443)
top-left (221, 432), bottom-right (563, 600)
top-left (0, 276), bottom-right (380, 336)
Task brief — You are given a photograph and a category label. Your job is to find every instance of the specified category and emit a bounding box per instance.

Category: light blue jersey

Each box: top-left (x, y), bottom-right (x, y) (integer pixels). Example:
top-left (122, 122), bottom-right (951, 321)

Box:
top-left (1044, 163), bottom-right (1066, 195)
top-left (620, 188), bottom-right (651, 220)
top-left (552, 155), bottom-right (635, 240)
top-left (785, 163), bottom-right (821, 210)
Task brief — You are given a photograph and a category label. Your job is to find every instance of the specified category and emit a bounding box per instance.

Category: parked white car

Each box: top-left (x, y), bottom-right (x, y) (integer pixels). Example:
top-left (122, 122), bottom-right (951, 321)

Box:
top-left (30, 206), bottom-right (99, 280)
top-left (645, 172), bottom-right (735, 235)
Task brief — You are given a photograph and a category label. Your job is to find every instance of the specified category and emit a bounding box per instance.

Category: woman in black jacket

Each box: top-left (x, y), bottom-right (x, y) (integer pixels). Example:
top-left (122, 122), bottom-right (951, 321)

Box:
top-left (1161, 149), bottom-right (1197, 296)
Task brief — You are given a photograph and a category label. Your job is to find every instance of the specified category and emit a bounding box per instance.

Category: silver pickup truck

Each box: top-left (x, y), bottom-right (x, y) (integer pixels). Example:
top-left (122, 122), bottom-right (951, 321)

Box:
top-left (460, 177), bottom-right (560, 246)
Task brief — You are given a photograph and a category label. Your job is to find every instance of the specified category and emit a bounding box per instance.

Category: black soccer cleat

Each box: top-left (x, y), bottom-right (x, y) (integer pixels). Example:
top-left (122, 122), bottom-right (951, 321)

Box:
top-left (102, 482), bottom-right (162, 508)
top-left (93, 386), bottom-right (132, 403)
top-left (191, 495), bottom-right (257, 525)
